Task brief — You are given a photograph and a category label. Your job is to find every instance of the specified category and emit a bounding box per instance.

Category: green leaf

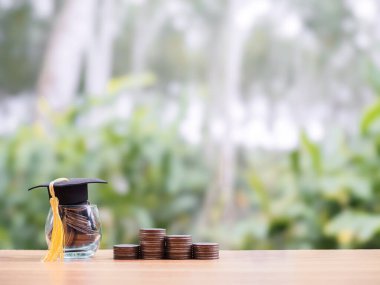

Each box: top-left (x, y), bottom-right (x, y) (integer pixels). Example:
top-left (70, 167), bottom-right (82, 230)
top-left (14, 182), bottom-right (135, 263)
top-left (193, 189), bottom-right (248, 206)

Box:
top-left (366, 62), bottom-right (380, 96)
top-left (246, 172), bottom-right (270, 215)
top-left (107, 73), bottom-right (156, 94)
top-left (300, 131), bottom-right (321, 174)
top-left (325, 211), bottom-right (380, 246)
top-left (289, 150), bottom-right (300, 175)
top-left (360, 100), bottom-right (380, 135)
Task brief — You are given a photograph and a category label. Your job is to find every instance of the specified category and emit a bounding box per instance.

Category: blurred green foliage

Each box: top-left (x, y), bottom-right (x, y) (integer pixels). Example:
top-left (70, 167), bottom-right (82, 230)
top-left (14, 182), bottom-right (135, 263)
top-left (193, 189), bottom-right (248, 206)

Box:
top-left (0, 76), bottom-right (210, 249)
top-left (1, 76), bottom-right (380, 250)
top-left (240, 100), bottom-right (380, 249)
top-left (0, 0), bottom-right (379, 251)
top-left (0, 2), bottom-right (48, 94)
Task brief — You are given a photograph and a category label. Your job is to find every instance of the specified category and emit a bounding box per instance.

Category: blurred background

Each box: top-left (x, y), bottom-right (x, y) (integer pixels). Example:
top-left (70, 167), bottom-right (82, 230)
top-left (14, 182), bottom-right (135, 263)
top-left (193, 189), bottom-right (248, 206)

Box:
top-left (1, 0), bottom-right (380, 250)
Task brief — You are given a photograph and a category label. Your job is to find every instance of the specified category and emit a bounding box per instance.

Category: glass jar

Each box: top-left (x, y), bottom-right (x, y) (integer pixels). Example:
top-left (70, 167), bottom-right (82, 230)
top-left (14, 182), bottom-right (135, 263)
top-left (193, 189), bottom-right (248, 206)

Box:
top-left (45, 204), bottom-right (101, 259)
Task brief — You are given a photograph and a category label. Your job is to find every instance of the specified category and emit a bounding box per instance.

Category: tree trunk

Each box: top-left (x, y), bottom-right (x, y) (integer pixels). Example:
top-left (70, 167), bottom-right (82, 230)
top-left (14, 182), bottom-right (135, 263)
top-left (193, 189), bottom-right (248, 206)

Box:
top-left (36, 0), bottom-right (96, 116)
top-left (85, 0), bottom-right (117, 96)
top-left (196, 0), bottom-right (250, 230)
top-left (131, 2), bottom-right (168, 74)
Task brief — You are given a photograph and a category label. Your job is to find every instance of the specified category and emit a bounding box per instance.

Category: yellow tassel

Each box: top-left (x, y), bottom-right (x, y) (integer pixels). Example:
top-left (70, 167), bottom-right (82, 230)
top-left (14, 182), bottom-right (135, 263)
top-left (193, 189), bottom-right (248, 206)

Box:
top-left (43, 178), bottom-right (69, 262)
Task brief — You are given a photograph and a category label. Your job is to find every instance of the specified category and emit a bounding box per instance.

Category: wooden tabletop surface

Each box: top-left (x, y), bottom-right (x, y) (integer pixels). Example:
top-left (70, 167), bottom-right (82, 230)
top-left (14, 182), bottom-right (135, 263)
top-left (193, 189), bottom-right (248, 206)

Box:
top-left (1, 250), bottom-right (380, 285)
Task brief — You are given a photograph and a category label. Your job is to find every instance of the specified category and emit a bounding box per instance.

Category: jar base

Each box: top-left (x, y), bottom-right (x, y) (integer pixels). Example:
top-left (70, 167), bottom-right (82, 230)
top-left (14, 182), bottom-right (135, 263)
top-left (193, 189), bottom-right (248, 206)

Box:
top-left (63, 241), bottom-right (100, 260)
top-left (64, 250), bottom-right (95, 259)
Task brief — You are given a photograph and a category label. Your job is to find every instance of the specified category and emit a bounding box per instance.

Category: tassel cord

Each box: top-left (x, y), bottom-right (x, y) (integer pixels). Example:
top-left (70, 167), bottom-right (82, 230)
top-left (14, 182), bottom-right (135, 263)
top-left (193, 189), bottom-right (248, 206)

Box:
top-left (43, 178), bottom-right (68, 262)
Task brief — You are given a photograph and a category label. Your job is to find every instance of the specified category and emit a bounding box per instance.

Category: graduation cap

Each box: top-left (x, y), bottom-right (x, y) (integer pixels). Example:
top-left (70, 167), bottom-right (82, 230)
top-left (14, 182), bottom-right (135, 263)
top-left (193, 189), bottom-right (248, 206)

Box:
top-left (29, 178), bottom-right (107, 261)
top-left (28, 178), bottom-right (107, 205)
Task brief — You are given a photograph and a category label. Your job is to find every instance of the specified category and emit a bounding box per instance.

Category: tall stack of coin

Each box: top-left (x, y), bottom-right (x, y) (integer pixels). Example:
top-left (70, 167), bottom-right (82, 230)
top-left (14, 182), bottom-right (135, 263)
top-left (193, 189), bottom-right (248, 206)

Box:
top-left (192, 242), bottom-right (219, 259)
top-left (139, 228), bottom-right (166, 259)
top-left (113, 244), bottom-right (140, 260)
top-left (165, 235), bottom-right (192, 259)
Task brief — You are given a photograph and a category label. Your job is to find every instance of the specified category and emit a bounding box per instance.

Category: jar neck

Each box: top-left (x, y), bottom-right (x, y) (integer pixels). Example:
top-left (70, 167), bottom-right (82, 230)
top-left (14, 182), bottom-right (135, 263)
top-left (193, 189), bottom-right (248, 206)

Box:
top-left (59, 200), bottom-right (91, 206)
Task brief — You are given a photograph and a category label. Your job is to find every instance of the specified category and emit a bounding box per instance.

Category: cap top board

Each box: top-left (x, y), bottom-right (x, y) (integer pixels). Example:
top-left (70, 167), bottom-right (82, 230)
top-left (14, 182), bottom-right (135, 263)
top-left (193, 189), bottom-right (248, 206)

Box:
top-left (28, 178), bottom-right (107, 205)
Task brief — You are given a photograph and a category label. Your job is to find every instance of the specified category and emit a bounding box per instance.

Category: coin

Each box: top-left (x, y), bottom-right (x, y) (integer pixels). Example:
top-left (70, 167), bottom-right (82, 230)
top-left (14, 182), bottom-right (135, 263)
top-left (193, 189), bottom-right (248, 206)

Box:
top-left (192, 242), bottom-right (219, 260)
top-left (113, 244), bottom-right (140, 260)
top-left (165, 235), bottom-right (192, 260)
top-left (139, 228), bottom-right (166, 260)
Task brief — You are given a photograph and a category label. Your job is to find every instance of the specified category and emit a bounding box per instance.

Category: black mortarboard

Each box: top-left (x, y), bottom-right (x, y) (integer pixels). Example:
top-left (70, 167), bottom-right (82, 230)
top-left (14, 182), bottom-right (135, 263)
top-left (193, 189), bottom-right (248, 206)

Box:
top-left (28, 178), bottom-right (107, 205)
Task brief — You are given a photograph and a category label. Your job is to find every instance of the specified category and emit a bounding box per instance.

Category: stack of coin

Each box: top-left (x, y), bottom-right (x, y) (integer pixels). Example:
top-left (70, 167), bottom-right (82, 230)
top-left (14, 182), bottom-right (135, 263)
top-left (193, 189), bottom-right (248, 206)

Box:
top-left (165, 235), bottom-right (192, 259)
top-left (192, 242), bottom-right (219, 259)
top-left (139, 228), bottom-right (166, 259)
top-left (113, 244), bottom-right (140, 260)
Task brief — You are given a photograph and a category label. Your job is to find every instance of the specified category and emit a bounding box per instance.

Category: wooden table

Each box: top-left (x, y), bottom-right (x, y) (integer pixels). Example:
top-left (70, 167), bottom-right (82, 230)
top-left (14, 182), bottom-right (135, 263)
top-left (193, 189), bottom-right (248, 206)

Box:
top-left (1, 250), bottom-right (380, 284)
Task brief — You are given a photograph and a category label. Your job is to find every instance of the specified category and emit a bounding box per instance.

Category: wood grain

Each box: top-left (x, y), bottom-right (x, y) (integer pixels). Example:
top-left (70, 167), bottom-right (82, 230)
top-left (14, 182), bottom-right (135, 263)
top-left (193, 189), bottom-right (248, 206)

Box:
top-left (1, 250), bottom-right (380, 285)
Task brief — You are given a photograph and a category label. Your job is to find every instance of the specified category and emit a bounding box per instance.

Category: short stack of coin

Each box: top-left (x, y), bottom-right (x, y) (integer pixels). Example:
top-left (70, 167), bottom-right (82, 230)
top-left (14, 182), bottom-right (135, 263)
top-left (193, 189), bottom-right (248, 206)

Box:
top-left (165, 235), bottom-right (192, 259)
top-left (113, 244), bottom-right (140, 260)
top-left (192, 242), bottom-right (219, 260)
top-left (139, 228), bottom-right (166, 259)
